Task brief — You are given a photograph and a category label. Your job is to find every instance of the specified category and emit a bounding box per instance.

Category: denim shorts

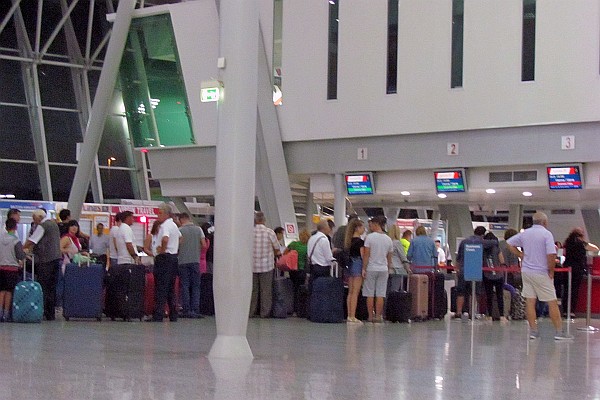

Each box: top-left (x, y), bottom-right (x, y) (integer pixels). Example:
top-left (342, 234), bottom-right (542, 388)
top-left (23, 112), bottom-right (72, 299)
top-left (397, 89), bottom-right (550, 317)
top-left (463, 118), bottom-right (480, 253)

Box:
top-left (347, 257), bottom-right (363, 277)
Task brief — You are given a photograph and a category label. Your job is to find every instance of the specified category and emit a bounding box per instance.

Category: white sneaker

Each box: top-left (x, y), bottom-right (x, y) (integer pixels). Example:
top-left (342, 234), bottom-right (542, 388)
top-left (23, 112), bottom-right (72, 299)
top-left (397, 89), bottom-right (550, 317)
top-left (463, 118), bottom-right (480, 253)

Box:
top-left (554, 332), bottom-right (574, 341)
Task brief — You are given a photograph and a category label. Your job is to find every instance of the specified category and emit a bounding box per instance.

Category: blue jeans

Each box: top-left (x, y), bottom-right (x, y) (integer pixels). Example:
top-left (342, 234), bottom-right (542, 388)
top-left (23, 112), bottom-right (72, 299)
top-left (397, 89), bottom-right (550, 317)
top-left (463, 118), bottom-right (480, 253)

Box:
top-left (178, 262), bottom-right (200, 315)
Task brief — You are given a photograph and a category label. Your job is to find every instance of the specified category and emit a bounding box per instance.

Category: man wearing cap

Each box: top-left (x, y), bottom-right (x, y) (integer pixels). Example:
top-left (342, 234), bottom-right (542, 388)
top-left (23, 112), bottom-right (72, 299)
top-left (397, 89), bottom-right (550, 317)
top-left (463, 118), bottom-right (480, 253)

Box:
top-left (23, 209), bottom-right (61, 321)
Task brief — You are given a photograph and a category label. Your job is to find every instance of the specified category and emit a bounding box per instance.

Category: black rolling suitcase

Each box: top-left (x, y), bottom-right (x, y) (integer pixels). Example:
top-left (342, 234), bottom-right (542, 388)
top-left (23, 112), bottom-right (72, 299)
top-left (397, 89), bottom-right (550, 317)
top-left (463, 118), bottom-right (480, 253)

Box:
top-left (386, 291), bottom-right (412, 322)
top-left (386, 273), bottom-right (412, 323)
top-left (309, 263), bottom-right (344, 323)
top-left (199, 273), bottom-right (215, 316)
top-left (104, 264), bottom-right (145, 321)
top-left (426, 271), bottom-right (447, 319)
top-left (272, 271), bottom-right (294, 318)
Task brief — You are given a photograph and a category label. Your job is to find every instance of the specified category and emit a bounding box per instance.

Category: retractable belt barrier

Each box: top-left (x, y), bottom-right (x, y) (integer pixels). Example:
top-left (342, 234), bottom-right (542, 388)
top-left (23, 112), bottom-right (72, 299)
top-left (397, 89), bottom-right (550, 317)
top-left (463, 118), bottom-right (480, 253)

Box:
top-left (411, 265), bottom-right (574, 334)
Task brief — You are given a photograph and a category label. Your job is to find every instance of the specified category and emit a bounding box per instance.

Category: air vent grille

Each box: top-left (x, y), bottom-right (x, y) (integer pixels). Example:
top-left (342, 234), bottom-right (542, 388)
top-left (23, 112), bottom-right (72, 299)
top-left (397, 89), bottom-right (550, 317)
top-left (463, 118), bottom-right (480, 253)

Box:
top-left (489, 170), bottom-right (537, 183)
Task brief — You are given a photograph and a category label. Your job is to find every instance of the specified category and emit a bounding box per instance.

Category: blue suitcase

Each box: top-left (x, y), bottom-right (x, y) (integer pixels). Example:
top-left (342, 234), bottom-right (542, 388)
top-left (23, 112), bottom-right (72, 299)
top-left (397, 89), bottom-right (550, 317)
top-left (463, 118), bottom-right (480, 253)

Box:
top-left (63, 263), bottom-right (104, 321)
top-left (309, 264), bottom-right (344, 323)
top-left (12, 256), bottom-right (43, 323)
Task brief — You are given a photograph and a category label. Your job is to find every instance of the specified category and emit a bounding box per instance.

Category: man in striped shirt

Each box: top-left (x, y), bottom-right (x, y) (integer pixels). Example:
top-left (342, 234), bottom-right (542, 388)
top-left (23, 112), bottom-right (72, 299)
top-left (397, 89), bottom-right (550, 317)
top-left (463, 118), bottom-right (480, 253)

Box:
top-left (250, 212), bottom-right (281, 318)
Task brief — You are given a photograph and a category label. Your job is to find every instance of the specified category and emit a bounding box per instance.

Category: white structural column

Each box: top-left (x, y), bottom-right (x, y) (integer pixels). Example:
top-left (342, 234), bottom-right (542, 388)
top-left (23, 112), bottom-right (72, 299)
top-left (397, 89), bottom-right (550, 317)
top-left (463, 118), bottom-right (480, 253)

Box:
top-left (508, 204), bottom-right (523, 231)
top-left (438, 204), bottom-right (473, 262)
top-left (208, 0), bottom-right (258, 360)
top-left (67, 0), bottom-right (136, 219)
top-left (334, 174), bottom-right (346, 228)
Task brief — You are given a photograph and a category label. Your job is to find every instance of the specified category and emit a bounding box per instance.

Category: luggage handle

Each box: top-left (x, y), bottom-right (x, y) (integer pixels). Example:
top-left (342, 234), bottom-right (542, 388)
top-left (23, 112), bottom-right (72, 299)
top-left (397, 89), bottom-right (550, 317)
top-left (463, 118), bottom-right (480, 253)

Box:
top-left (23, 254), bottom-right (34, 281)
top-left (330, 261), bottom-right (339, 278)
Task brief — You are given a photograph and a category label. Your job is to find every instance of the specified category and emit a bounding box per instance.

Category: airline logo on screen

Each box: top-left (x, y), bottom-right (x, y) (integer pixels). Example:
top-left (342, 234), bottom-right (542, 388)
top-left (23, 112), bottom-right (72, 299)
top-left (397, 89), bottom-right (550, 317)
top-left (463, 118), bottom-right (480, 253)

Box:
top-left (547, 167), bottom-right (582, 189)
top-left (435, 171), bottom-right (465, 193)
top-left (346, 174), bottom-right (374, 195)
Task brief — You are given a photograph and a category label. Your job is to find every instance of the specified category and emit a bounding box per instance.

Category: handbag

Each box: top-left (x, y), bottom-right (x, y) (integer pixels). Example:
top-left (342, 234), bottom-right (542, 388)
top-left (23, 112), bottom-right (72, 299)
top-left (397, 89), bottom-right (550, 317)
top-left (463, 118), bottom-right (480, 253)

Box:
top-left (276, 250), bottom-right (298, 272)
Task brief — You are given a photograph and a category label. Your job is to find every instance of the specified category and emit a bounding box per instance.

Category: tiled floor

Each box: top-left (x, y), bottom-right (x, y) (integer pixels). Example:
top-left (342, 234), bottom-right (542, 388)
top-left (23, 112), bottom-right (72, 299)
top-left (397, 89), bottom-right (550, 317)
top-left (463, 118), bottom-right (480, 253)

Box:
top-left (1, 316), bottom-right (599, 400)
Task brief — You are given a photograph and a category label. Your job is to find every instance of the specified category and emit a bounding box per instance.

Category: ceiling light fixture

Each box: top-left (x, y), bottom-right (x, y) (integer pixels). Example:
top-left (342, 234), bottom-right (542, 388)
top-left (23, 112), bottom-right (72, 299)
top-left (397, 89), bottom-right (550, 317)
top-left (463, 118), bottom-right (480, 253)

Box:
top-left (486, 188), bottom-right (496, 194)
top-left (401, 191), bottom-right (410, 196)
top-left (437, 193), bottom-right (447, 199)
top-left (522, 191), bottom-right (533, 197)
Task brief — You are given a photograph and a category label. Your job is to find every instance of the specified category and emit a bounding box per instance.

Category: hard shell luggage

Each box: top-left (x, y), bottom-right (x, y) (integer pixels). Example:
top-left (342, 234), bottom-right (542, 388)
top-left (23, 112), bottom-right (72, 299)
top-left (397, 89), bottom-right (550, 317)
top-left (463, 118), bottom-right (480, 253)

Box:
top-left (386, 291), bottom-right (412, 323)
top-left (272, 271), bottom-right (294, 318)
top-left (104, 264), bottom-right (145, 321)
top-left (428, 272), bottom-right (447, 319)
top-left (409, 274), bottom-right (429, 320)
top-left (296, 284), bottom-right (310, 318)
top-left (62, 263), bottom-right (104, 321)
top-left (199, 273), bottom-right (215, 316)
top-left (12, 256), bottom-right (43, 323)
top-left (309, 263), bottom-right (344, 323)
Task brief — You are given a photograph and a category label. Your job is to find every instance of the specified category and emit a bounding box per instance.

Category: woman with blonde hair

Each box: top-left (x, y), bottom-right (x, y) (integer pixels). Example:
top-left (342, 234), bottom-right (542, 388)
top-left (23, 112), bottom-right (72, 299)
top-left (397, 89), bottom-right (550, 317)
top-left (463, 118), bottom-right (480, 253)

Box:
top-left (388, 225), bottom-right (411, 277)
top-left (344, 218), bottom-right (365, 323)
top-left (285, 229), bottom-right (311, 315)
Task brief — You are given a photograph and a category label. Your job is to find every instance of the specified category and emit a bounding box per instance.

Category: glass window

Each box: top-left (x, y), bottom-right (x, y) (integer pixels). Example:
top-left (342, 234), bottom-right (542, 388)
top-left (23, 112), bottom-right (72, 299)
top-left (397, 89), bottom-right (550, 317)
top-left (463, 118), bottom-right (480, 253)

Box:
top-left (451, 0), bottom-right (464, 88)
top-left (118, 14), bottom-right (195, 148)
top-left (327, 0), bottom-right (340, 100)
top-left (387, 0), bottom-right (399, 94)
top-left (522, 0), bottom-right (536, 82)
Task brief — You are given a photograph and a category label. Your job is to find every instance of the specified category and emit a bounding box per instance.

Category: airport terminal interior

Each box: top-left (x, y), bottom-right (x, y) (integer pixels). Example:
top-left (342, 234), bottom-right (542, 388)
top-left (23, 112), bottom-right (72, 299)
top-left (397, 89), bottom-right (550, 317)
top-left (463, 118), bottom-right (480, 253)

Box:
top-left (3, 0), bottom-right (600, 398)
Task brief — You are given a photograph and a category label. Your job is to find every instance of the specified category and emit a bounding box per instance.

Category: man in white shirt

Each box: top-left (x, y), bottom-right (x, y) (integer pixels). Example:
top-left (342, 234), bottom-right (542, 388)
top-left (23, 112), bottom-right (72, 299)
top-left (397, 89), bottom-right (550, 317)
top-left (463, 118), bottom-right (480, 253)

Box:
top-left (108, 213), bottom-right (122, 268)
top-left (435, 240), bottom-right (446, 267)
top-left (306, 219), bottom-right (335, 289)
top-left (362, 216), bottom-right (393, 323)
top-left (115, 211), bottom-right (137, 266)
top-left (149, 203), bottom-right (182, 322)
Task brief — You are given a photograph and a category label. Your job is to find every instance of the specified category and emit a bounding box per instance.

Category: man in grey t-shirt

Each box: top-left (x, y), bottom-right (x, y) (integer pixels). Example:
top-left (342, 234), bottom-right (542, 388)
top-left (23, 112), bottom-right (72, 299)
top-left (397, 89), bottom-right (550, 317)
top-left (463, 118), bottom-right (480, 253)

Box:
top-left (178, 213), bottom-right (206, 318)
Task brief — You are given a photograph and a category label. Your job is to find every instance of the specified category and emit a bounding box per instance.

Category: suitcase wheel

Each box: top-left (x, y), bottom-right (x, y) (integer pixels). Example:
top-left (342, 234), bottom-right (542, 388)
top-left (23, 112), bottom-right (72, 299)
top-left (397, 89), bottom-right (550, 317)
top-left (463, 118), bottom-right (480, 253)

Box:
top-left (64, 317), bottom-right (70, 321)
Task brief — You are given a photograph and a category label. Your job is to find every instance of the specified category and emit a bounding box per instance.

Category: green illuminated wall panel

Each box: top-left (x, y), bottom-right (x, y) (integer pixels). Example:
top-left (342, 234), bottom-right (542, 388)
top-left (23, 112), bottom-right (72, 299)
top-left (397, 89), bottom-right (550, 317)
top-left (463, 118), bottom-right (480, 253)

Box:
top-left (119, 14), bottom-right (194, 148)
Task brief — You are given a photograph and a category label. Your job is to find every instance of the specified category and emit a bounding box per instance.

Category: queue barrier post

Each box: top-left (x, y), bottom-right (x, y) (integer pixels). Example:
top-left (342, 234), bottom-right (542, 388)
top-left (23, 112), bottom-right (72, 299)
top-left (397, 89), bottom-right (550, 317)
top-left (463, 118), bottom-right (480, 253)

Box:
top-left (577, 268), bottom-right (599, 333)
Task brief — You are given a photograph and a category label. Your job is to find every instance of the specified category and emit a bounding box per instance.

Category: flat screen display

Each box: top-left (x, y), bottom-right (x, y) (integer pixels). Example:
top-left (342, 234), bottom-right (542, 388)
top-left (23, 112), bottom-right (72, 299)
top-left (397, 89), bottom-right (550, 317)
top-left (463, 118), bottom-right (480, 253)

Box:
top-left (345, 173), bottom-right (375, 195)
top-left (547, 165), bottom-right (583, 190)
top-left (434, 170), bottom-right (467, 193)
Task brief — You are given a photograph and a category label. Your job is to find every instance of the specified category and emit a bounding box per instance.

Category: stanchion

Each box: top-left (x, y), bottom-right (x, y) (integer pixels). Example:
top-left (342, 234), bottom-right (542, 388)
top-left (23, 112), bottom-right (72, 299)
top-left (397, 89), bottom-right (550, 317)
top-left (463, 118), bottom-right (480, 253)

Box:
top-left (566, 267), bottom-right (572, 336)
top-left (470, 281), bottom-right (477, 322)
top-left (578, 269), bottom-right (599, 332)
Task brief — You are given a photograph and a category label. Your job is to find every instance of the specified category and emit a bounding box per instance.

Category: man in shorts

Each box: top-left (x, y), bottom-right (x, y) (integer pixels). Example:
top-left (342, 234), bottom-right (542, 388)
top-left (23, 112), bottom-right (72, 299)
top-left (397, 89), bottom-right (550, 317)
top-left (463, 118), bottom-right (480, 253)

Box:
top-left (362, 215), bottom-right (393, 323)
top-left (507, 212), bottom-right (572, 340)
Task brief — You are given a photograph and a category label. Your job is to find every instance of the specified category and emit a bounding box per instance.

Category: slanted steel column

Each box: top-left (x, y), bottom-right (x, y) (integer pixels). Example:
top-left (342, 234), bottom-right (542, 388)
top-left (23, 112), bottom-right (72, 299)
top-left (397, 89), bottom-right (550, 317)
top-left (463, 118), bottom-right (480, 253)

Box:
top-left (60, 0), bottom-right (103, 203)
top-left (68, 0), bottom-right (136, 219)
top-left (254, 23), bottom-right (296, 229)
top-left (209, 0), bottom-right (258, 360)
top-left (12, 0), bottom-right (53, 200)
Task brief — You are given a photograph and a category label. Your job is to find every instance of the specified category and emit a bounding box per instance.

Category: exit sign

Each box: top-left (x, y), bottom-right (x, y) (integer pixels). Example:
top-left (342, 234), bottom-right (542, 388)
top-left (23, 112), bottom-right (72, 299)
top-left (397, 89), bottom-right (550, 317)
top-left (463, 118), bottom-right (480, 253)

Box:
top-left (201, 87), bottom-right (220, 102)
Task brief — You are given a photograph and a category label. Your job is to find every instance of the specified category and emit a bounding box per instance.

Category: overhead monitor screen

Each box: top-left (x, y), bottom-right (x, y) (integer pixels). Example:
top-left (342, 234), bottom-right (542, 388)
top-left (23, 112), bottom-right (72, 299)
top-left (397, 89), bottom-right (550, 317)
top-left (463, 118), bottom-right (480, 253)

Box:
top-left (345, 173), bottom-right (375, 195)
top-left (547, 165), bottom-right (583, 190)
top-left (434, 170), bottom-right (466, 193)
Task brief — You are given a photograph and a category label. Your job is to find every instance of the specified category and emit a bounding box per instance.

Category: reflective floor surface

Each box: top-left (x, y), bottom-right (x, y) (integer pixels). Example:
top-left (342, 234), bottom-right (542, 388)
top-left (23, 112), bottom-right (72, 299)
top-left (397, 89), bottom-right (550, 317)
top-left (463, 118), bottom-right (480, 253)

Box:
top-left (1, 316), bottom-right (599, 400)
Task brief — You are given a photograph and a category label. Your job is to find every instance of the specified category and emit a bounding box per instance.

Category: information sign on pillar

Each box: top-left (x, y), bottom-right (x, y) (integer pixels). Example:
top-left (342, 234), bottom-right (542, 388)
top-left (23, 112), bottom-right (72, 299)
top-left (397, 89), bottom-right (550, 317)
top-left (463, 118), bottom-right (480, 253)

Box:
top-left (357, 148), bottom-right (368, 160)
top-left (463, 243), bottom-right (483, 281)
top-left (447, 143), bottom-right (459, 156)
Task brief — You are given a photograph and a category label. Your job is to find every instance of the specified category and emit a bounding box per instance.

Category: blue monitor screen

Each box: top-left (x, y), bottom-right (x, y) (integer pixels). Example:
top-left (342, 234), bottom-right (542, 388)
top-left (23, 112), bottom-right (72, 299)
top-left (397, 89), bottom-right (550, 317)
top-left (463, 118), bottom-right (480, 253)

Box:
top-left (345, 173), bottom-right (375, 195)
top-left (547, 166), bottom-right (583, 190)
top-left (434, 170), bottom-right (466, 193)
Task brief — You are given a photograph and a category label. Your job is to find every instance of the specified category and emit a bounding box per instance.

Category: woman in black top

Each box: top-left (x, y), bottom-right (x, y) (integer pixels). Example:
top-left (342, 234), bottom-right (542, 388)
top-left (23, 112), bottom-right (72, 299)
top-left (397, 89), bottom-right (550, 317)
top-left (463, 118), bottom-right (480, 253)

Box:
top-left (344, 218), bottom-right (365, 324)
top-left (561, 228), bottom-right (599, 315)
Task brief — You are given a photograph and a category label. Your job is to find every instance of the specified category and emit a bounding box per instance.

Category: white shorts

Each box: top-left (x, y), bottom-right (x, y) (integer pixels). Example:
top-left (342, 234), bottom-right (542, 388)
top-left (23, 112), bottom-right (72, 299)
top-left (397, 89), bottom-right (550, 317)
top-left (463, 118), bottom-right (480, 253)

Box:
top-left (362, 270), bottom-right (388, 298)
top-left (522, 271), bottom-right (557, 302)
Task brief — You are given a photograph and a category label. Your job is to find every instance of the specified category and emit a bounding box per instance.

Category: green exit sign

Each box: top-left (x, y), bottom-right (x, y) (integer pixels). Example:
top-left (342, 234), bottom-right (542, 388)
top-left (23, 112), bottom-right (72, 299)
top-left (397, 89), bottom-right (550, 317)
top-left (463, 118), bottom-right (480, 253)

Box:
top-left (201, 87), bottom-right (220, 102)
